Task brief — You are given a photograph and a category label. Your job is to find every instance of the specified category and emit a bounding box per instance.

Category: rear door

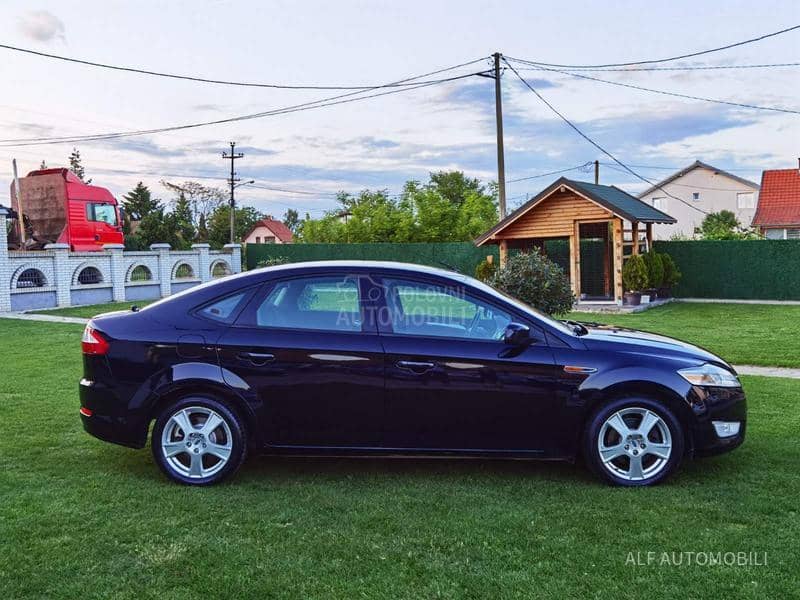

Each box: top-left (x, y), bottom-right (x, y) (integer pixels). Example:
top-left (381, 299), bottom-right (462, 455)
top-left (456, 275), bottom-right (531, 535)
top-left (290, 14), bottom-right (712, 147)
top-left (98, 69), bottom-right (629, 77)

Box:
top-left (216, 273), bottom-right (385, 448)
top-left (374, 275), bottom-right (562, 453)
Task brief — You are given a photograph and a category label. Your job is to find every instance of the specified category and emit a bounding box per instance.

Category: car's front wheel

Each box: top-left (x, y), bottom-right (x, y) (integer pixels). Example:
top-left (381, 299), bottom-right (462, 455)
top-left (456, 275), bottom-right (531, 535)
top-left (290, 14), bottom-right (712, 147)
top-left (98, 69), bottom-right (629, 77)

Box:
top-left (152, 396), bottom-right (247, 485)
top-left (584, 397), bottom-right (684, 487)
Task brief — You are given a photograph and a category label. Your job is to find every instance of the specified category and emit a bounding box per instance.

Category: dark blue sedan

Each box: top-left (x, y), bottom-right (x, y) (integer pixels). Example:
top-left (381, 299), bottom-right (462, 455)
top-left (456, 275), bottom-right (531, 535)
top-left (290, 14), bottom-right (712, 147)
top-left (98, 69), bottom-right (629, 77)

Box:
top-left (79, 261), bottom-right (746, 486)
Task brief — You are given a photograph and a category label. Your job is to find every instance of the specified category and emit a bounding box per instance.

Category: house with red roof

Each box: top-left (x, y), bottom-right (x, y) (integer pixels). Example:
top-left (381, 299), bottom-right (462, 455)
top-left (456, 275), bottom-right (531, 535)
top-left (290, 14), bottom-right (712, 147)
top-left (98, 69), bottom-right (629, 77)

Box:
top-left (243, 218), bottom-right (294, 244)
top-left (752, 165), bottom-right (800, 240)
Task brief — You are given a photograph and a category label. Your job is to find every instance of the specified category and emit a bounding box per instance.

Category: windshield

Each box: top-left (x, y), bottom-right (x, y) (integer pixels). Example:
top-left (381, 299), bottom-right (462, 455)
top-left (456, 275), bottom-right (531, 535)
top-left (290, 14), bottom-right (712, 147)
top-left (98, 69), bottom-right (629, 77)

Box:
top-left (462, 274), bottom-right (577, 336)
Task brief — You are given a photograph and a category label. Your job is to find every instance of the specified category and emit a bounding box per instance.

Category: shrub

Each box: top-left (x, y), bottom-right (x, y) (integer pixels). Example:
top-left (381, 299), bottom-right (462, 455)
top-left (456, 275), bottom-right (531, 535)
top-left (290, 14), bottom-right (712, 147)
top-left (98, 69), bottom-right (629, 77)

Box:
top-left (488, 250), bottom-right (574, 315)
top-left (622, 254), bottom-right (648, 292)
top-left (661, 253), bottom-right (681, 287)
top-left (474, 258), bottom-right (497, 282)
top-left (642, 251), bottom-right (664, 289)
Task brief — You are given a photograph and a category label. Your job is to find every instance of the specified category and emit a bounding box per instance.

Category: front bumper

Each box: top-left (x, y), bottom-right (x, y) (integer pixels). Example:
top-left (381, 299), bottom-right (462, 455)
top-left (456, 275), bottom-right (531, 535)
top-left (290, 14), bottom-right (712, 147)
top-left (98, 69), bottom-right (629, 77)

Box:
top-left (79, 378), bottom-right (147, 449)
top-left (688, 385), bottom-right (747, 457)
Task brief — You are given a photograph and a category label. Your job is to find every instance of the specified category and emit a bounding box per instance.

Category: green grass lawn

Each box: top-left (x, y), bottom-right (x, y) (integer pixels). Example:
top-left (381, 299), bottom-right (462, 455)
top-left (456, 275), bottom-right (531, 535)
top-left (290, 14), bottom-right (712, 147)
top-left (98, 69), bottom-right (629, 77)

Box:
top-left (1, 318), bottom-right (797, 598)
top-left (31, 299), bottom-right (156, 319)
top-left (570, 302), bottom-right (800, 368)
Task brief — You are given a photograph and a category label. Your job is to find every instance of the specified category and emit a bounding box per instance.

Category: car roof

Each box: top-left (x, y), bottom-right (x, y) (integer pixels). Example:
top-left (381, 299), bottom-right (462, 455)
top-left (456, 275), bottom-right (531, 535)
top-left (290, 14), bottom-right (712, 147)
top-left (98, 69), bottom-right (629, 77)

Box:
top-left (250, 260), bottom-right (470, 281)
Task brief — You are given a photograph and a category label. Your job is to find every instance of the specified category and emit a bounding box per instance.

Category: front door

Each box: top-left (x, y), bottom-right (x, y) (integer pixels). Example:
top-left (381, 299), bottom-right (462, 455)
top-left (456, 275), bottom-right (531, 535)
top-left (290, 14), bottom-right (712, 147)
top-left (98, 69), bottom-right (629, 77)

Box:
top-left (375, 276), bottom-right (561, 453)
top-left (217, 274), bottom-right (384, 448)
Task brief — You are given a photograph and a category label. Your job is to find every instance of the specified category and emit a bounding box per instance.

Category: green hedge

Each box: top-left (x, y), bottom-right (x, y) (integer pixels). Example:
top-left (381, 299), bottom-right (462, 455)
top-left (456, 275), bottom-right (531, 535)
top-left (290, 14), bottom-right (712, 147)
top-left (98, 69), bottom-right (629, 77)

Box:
top-left (246, 242), bottom-right (498, 276)
top-left (655, 240), bottom-right (800, 300)
top-left (247, 240), bottom-right (800, 301)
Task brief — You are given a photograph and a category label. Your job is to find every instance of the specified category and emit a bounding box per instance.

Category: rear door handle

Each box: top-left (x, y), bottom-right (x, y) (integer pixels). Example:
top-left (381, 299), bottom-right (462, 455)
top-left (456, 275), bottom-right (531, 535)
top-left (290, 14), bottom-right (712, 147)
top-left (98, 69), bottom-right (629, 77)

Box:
top-left (237, 351), bottom-right (275, 366)
top-left (396, 360), bottom-right (435, 374)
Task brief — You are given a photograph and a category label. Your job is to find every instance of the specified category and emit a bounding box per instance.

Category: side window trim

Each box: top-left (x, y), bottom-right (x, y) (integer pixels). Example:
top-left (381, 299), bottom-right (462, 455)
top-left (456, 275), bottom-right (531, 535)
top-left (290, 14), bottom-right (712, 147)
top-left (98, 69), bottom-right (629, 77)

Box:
top-left (233, 272), bottom-right (376, 334)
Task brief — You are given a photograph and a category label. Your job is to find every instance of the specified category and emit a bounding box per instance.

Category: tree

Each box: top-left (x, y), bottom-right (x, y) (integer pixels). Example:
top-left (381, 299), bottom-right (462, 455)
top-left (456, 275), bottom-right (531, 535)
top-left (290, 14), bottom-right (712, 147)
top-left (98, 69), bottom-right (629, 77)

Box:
top-left (68, 148), bottom-right (90, 183)
top-left (122, 182), bottom-right (161, 222)
top-left (295, 171), bottom-right (498, 243)
top-left (172, 192), bottom-right (196, 247)
top-left (161, 180), bottom-right (226, 228)
top-left (699, 210), bottom-right (757, 240)
top-left (427, 170), bottom-right (484, 207)
top-left (207, 204), bottom-right (264, 248)
top-left (134, 208), bottom-right (181, 249)
top-left (283, 209), bottom-right (300, 234)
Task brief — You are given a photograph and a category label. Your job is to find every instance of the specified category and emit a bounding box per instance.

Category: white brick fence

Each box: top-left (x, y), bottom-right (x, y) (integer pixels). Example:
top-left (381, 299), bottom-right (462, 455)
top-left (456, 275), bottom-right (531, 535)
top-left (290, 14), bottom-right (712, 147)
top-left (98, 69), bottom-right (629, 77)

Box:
top-left (0, 208), bottom-right (241, 313)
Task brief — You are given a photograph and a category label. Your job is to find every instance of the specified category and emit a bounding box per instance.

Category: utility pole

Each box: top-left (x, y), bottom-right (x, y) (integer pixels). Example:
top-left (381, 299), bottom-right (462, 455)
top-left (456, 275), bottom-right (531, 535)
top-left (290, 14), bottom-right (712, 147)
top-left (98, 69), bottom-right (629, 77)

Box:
top-left (221, 142), bottom-right (244, 243)
top-left (493, 52), bottom-right (507, 219)
top-left (594, 160), bottom-right (600, 184)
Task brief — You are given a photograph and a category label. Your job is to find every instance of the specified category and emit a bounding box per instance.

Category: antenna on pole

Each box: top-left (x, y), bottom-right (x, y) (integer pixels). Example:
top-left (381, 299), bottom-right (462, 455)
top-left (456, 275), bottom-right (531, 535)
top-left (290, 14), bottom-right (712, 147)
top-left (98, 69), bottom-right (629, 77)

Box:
top-left (222, 142), bottom-right (244, 243)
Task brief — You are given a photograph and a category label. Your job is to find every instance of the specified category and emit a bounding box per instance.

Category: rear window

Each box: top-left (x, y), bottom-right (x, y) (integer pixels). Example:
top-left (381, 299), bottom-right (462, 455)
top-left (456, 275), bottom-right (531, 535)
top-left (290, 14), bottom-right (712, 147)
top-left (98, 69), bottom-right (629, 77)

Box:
top-left (198, 292), bottom-right (247, 322)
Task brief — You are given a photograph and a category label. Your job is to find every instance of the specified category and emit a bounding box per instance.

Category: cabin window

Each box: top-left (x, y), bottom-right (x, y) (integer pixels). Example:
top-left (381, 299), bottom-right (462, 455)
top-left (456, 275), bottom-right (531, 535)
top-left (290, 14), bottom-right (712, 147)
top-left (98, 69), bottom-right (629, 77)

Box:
top-left (86, 203), bottom-right (118, 225)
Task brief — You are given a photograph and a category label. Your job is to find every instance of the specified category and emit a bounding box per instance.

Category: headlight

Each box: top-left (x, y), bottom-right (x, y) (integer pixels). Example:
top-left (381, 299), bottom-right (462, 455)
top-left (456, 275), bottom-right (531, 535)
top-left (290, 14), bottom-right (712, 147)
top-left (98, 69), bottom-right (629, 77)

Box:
top-left (678, 364), bottom-right (740, 387)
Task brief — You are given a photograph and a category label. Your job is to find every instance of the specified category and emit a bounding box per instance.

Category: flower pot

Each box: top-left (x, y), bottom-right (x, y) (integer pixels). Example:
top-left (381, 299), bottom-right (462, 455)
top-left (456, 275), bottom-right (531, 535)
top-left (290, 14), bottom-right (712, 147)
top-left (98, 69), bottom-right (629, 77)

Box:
top-left (623, 291), bottom-right (642, 306)
top-left (657, 287), bottom-right (671, 299)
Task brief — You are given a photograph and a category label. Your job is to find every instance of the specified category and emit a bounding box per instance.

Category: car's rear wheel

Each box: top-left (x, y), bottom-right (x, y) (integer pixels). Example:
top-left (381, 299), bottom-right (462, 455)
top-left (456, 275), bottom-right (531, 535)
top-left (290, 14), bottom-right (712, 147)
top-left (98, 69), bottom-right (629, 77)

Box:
top-left (584, 397), bottom-right (684, 487)
top-left (152, 396), bottom-right (247, 485)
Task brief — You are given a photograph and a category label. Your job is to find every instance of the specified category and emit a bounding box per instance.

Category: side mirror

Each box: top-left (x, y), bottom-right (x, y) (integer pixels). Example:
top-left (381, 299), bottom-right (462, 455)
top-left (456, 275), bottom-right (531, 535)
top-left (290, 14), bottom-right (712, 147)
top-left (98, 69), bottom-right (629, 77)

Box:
top-left (503, 322), bottom-right (532, 346)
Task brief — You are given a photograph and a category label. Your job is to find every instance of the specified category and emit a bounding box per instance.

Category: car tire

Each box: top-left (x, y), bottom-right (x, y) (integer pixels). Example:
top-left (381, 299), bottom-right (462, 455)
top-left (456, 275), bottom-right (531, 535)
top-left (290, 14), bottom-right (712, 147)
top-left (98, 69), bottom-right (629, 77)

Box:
top-left (152, 395), bottom-right (247, 486)
top-left (583, 397), bottom-right (684, 487)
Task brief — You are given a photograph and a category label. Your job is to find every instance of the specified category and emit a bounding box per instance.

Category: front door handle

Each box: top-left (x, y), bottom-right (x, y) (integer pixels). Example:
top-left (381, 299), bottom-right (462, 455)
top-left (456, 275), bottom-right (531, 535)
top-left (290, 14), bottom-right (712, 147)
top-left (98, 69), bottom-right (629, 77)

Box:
top-left (396, 360), bottom-right (435, 374)
top-left (237, 351), bottom-right (275, 366)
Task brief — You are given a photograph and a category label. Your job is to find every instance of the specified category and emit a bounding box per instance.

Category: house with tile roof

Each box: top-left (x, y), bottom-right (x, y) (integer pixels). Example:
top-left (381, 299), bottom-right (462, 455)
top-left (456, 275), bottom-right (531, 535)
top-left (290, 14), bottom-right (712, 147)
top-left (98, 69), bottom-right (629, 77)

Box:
top-left (752, 166), bottom-right (800, 240)
top-left (243, 218), bottom-right (294, 244)
top-left (637, 161), bottom-right (760, 239)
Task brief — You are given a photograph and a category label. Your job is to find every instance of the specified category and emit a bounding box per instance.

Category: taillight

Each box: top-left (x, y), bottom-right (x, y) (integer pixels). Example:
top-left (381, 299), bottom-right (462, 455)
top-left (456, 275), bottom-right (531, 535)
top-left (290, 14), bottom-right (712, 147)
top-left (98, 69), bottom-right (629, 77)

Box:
top-left (82, 325), bottom-right (110, 355)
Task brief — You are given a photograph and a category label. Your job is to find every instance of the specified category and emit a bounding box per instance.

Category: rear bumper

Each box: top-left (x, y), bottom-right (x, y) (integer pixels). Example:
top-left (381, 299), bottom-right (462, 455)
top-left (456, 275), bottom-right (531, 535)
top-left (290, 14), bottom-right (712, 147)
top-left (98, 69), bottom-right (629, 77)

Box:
top-left (79, 378), bottom-right (147, 449)
top-left (688, 385), bottom-right (747, 457)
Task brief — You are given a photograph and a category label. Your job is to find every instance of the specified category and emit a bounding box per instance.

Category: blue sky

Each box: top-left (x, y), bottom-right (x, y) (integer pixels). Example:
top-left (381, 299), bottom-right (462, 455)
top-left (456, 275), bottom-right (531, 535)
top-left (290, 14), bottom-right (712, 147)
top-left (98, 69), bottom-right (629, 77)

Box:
top-left (0, 0), bottom-right (798, 216)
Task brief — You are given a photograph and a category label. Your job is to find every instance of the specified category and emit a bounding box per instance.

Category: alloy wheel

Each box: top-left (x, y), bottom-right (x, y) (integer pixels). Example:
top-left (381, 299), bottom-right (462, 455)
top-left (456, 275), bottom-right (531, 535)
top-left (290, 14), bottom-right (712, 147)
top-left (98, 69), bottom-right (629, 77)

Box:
top-left (160, 406), bottom-right (233, 479)
top-left (597, 407), bottom-right (673, 482)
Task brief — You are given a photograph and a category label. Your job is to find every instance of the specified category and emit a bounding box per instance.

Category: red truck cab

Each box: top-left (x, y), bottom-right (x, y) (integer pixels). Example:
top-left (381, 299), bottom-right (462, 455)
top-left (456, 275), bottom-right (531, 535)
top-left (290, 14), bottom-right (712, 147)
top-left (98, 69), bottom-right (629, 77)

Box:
top-left (10, 168), bottom-right (124, 251)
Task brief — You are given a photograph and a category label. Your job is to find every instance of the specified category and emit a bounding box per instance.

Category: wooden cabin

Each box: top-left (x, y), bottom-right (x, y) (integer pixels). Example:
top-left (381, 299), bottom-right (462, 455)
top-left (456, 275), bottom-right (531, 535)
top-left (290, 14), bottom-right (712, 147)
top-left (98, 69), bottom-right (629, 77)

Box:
top-left (475, 178), bottom-right (676, 304)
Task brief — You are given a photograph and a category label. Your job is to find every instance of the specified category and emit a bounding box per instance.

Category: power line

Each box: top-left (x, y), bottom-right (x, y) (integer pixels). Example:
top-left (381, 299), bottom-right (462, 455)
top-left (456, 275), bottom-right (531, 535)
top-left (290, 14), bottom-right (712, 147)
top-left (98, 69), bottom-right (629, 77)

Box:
top-left (598, 161), bottom-right (759, 173)
top-left (502, 59), bottom-right (709, 215)
top-left (506, 24), bottom-right (800, 69)
top-left (0, 43), bottom-right (489, 90)
top-left (506, 162), bottom-right (593, 183)
top-left (507, 59), bottom-right (800, 115)
top-left (517, 62), bottom-right (800, 73)
top-left (0, 62), bottom-right (489, 147)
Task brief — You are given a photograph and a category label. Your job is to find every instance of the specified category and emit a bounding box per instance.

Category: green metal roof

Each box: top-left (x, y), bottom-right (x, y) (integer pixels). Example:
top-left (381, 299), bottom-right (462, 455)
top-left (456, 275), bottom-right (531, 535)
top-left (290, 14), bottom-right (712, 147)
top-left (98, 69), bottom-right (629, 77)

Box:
top-left (564, 179), bottom-right (676, 224)
top-left (475, 177), bottom-right (675, 246)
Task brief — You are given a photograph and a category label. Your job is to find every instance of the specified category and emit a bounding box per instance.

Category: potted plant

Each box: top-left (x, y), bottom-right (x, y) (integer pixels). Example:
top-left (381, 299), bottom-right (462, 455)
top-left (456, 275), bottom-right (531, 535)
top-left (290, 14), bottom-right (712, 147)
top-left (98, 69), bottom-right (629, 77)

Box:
top-left (659, 253), bottom-right (681, 298)
top-left (642, 251), bottom-right (664, 301)
top-left (622, 254), bottom-right (648, 306)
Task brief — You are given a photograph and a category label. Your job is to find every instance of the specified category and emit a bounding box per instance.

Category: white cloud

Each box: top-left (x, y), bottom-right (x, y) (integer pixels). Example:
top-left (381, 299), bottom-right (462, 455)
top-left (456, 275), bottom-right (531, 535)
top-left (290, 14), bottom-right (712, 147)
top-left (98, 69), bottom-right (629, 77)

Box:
top-left (17, 10), bottom-right (65, 42)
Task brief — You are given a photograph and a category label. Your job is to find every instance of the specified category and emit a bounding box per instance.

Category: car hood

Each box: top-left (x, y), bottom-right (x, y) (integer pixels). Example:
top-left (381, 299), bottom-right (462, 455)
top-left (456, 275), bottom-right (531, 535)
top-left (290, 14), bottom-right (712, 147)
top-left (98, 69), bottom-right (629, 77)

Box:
top-left (579, 324), bottom-right (730, 368)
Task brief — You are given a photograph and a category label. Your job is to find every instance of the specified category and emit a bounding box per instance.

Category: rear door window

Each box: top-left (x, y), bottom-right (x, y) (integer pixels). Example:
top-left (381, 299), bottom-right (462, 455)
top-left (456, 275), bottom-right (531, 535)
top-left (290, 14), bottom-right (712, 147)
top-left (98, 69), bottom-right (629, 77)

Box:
top-left (241, 275), bottom-right (363, 332)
